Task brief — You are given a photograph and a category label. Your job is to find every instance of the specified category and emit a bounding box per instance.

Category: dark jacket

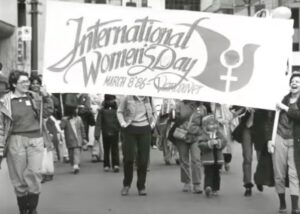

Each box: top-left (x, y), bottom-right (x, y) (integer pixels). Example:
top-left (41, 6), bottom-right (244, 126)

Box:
top-left (169, 101), bottom-right (206, 143)
top-left (281, 93), bottom-right (300, 180)
top-left (94, 107), bottom-right (120, 139)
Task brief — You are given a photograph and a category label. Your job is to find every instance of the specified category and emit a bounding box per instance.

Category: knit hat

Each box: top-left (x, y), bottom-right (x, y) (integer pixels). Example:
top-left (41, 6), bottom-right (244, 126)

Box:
top-left (202, 114), bottom-right (218, 127)
top-left (104, 94), bottom-right (116, 101)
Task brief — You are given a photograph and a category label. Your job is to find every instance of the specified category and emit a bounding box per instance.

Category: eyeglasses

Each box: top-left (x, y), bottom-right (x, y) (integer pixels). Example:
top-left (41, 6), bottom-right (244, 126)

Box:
top-left (17, 80), bottom-right (30, 85)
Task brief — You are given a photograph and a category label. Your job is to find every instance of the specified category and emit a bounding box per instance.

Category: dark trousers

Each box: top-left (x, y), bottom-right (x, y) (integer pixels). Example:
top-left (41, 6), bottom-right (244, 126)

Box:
top-left (102, 133), bottom-right (120, 168)
top-left (204, 164), bottom-right (222, 191)
top-left (122, 130), bottom-right (151, 190)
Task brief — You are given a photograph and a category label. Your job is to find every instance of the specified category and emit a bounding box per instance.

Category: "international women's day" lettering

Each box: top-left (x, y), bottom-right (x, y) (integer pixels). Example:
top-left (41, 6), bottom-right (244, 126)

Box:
top-left (48, 17), bottom-right (207, 88)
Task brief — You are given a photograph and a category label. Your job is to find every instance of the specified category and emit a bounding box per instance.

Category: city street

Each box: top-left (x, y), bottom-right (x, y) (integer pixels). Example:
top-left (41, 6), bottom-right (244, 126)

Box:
top-left (0, 143), bottom-right (279, 214)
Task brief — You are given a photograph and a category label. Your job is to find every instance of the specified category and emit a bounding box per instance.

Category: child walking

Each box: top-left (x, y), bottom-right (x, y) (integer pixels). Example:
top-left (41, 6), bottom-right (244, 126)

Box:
top-left (60, 106), bottom-right (87, 174)
top-left (94, 94), bottom-right (121, 172)
top-left (198, 114), bottom-right (227, 197)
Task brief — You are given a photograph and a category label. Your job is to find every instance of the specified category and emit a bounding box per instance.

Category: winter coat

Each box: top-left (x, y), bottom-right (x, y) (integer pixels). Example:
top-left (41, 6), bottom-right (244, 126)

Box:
top-left (60, 116), bottom-right (87, 149)
top-left (281, 93), bottom-right (300, 181)
top-left (198, 130), bottom-right (227, 165)
top-left (0, 102), bottom-right (12, 157)
top-left (169, 101), bottom-right (207, 143)
top-left (94, 107), bottom-right (120, 138)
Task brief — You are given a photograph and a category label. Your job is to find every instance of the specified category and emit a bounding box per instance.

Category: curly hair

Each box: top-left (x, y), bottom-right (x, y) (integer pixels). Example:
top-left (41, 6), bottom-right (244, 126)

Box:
top-left (30, 74), bottom-right (42, 86)
top-left (8, 70), bottom-right (29, 91)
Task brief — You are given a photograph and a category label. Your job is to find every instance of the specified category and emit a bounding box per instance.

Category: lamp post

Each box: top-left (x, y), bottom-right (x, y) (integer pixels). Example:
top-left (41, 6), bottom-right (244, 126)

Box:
top-left (29, 0), bottom-right (40, 76)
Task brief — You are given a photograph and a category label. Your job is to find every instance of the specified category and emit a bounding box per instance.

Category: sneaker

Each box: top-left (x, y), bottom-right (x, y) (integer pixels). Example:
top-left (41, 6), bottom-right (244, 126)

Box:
top-left (292, 209), bottom-right (300, 214)
top-left (152, 145), bottom-right (158, 150)
top-left (113, 166), bottom-right (120, 173)
top-left (205, 186), bottom-right (212, 197)
top-left (63, 157), bottom-right (70, 163)
top-left (73, 165), bottom-right (80, 174)
top-left (224, 163), bottom-right (230, 172)
top-left (212, 191), bottom-right (219, 196)
top-left (182, 183), bottom-right (191, 192)
top-left (244, 188), bottom-right (252, 197)
top-left (104, 166), bottom-right (110, 172)
top-left (193, 184), bottom-right (203, 194)
top-left (279, 208), bottom-right (287, 213)
top-left (121, 186), bottom-right (130, 196)
top-left (92, 155), bottom-right (100, 163)
top-left (138, 189), bottom-right (147, 196)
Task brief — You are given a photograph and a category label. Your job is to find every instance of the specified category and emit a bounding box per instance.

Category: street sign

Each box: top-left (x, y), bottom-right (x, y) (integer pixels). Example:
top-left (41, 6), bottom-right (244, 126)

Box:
top-left (17, 28), bottom-right (24, 63)
top-left (21, 26), bottom-right (32, 41)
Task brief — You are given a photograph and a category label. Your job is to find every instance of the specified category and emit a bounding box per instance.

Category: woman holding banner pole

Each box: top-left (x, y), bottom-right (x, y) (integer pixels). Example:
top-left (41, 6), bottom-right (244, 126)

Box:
top-left (1, 70), bottom-right (53, 214)
top-left (270, 72), bottom-right (300, 214)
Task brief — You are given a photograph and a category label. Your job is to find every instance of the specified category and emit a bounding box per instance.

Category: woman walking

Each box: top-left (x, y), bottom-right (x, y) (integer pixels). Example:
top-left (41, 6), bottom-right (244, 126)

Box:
top-left (272, 72), bottom-right (300, 214)
top-left (0, 70), bottom-right (53, 214)
top-left (117, 95), bottom-right (156, 196)
top-left (169, 100), bottom-right (207, 193)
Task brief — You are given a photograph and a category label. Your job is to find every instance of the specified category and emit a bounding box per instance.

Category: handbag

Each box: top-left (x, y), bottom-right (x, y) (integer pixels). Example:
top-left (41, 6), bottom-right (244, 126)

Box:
top-left (173, 113), bottom-right (194, 140)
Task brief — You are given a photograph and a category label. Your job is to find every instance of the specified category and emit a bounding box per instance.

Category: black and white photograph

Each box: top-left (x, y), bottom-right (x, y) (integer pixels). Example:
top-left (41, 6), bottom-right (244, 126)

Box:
top-left (0, 0), bottom-right (300, 214)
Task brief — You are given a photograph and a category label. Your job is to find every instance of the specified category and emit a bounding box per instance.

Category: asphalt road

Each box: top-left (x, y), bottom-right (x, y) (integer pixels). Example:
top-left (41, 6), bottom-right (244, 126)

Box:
top-left (0, 143), bottom-right (279, 214)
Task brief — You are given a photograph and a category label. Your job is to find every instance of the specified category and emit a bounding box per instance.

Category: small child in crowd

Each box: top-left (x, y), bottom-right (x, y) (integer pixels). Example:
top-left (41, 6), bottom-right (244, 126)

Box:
top-left (198, 114), bottom-right (227, 197)
top-left (94, 94), bottom-right (120, 172)
top-left (60, 107), bottom-right (87, 174)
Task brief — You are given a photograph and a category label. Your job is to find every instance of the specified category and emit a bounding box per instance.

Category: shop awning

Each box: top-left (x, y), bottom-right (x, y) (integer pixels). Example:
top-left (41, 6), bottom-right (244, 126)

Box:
top-left (0, 20), bottom-right (15, 39)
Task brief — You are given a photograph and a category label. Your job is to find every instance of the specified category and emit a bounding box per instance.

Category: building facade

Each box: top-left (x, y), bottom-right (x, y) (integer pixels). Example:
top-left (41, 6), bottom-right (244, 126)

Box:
top-left (0, 0), bottom-right (18, 76)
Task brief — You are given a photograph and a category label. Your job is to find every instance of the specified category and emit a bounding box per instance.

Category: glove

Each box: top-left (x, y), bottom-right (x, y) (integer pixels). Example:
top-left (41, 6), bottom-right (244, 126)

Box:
top-left (215, 140), bottom-right (222, 149)
top-left (268, 140), bottom-right (275, 154)
top-left (95, 136), bottom-right (100, 141)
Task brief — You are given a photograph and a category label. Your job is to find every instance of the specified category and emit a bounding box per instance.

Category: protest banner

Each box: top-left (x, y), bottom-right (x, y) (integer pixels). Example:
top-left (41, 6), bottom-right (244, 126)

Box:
top-left (43, 1), bottom-right (294, 110)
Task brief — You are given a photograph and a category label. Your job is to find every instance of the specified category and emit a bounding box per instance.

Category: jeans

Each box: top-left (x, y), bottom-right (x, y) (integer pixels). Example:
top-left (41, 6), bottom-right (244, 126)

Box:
top-left (68, 147), bottom-right (81, 166)
top-left (122, 129), bottom-right (151, 190)
top-left (241, 127), bottom-right (260, 186)
top-left (273, 135), bottom-right (299, 196)
top-left (176, 141), bottom-right (201, 185)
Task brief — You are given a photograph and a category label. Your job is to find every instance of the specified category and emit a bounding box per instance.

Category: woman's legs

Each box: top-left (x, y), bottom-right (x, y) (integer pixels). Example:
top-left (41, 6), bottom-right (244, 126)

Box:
top-left (7, 136), bottom-right (44, 214)
top-left (273, 135), bottom-right (289, 212)
top-left (122, 132), bottom-right (137, 188)
top-left (136, 132), bottom-right (151, 192)
top-left (190, 142), bottom-right (202, 192)
top-left (110, 134), bottom-right (120, 170)
top-left (176, 141), bottom-right (191, 191)
top-left (102, 134), bottom-right (111, 169)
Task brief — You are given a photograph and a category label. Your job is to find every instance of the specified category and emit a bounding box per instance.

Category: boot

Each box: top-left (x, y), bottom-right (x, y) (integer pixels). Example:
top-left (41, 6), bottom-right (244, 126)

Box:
top-left (244, 183), bottom-right (253, 197)
top-left (27, 193), bottom-right (39, 214)
top-left (291, 195), bottom-right (300, 214)
top-left (17, 196), bottom-right (28, 214)
top-left (278, 193), bottom-right (286, 213)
